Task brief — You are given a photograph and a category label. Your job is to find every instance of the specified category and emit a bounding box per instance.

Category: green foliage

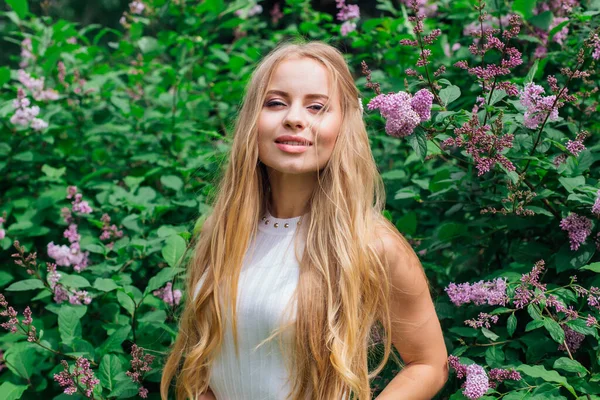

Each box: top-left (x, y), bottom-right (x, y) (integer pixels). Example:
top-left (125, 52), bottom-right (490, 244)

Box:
top-left (0, 0), bottom-right (599, 399)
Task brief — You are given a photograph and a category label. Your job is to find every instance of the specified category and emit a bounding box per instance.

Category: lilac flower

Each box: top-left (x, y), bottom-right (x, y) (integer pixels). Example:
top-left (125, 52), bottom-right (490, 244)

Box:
top-left (565, 130), bottom-right (589, 157)
top-left (47, 242), bottom-right (88, 271)
top-left (71, 193), bottom-right (93, 214)
top-left (464, 312), bottom-right (499, 329)
top-left (336, 0), bottom-right (360, 21)
top-left (442, 114), bottom-right (515, 176)
top-left (464, 364), bottom-right (490, 399)
top-left (367, 89), bottom-right (433, 137)
top-left (519, 83), bottom-right (559, 129)
top-left (19, 37), bottom-right (34, 68)
top-left (64, 224), bottom-right (81, 243)
top-left (586, 315), bottom-right (597, 327)
top-left (0, 216), bottom-right (5, 240)
top-left (129, 1), bottom-right (145, 15)
top-left (235, 3), bottom-right (263, 18)
top-left (54, 358), bottom-right (100, 398)
top-left (448, 355), bottom-right (467, 379)
top-left (336, 1), bottom-right (360, 36)
top-left (270, 2), bottom-right (283, 24)
top-left (153, 282), bottom-right (182, 306)
top-left (17, 70), bottom-right (59, 101)
top-left (558, 325), bottom-right (585, 352)
top-left (591, 34), bottom-right (600, 60)
top-left (587, 287), bottom-right (600, 311)
top-left (47, 262), bottom-right (61, 289)
top-left (69, 290), bottom-right (92, 305)
top-left (54, 285), bottom-right (69, 304)
top-left (126, 344), bottom-right (155, 398)
top-left (592, 190), bottom-right (600, 216)
top-left (488, 368), bottom-right (521, 389)
top-left (445, 277), bottom-right (508, 307)
top-left (513, 260), bottom-right (547, 309)
top-left (10, 88), bottom-right (48, 131)
top-left (0, 296), bottom-right (18, 333)
top-left (560, 213), bottom-right (592, 251)
top-left (340, 21), bottom-right (357, 36)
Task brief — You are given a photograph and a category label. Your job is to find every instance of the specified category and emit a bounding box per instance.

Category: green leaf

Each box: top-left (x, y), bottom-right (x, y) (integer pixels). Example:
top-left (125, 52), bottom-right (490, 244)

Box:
top-left (408, 128), bottom-right (428, 162)
top-left (0, 67), bottom-right (11, 87)
top-left (529, 10), bottom-right (553, 30)
top-left (543, 318), bottom-right (565, 344)
top-left (553, 357), bottom-right (588, 374)
top-left (524, 59), bottom-right (539, 84)
top-left (94, 278), bottom-right (119, 292)
top-left (580, 262), bottom-right (600, 273)
top-left (161, 175), bottom-right (184, 191)
top-left (0, 270), bottom-right (13, 287)
top-left (5, 0), bottom-right (29, 19)
top-left (41, 164), bottom-right (66, 180)
top-left (58, 305), bottom-right (87, 346)
top-left (109, 377), bottom-right (139, 398)
top-left (99, 325), bottom-right (131, 356)
top-left (438, 85), bottom-right (461, 107)
top-left (59, 274), bottom-right (91, 288)
top-left (0, 381), bottom-right (29, 400)
top-left (513, 0), bottom-right (537, 19)
top-left (162, 234), bottom-right (187, 268)
top-left (6, 279), bottom-right (45, 291)
top-left (549, 19), bottom-right (569, 38)
top-left (138, 36), bottom-right (159, 54)
top-left (144, 267), bottom-right (184, 295)
top-left (117, 290), bottom-right (136, 316)
top-left (99, 354), bottom-right (123, 392)
top-left (3, 342), bottom-right (37, 380)
top-left (507, 313), bottom-right (517, 337)
top-left (525, 319), bottom-right (544, 331)
top-left (517, 364), bottom-right (576, 396)
top-left (558, 176), bottom-right (585, 193)
top-left (527, 304), bottom-right (543, 320)
top-left (481, 327), bottom-right (499, 341)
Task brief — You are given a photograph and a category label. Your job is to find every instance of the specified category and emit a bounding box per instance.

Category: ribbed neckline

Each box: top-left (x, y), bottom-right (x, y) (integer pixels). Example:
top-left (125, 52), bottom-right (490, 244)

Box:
top-left (257, 209), bottom-right (310, 235)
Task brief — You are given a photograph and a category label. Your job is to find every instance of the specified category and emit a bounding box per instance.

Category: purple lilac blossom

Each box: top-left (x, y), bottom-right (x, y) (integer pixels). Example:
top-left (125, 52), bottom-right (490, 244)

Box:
top-left (558, 325), bottom-right (585, 352)
top-left (153, 282), bottom-right (182, 306)
top-left (592, 190), bottom-right (600, 216)
top-left (445, 277), bottom-right (508, 307)
top-left (519, 83), bottom-right (559, 129)
top-left (54, 358), bottom-right (100, 398)
top-left (463, 364), bottom-right (490, 399)
top-left (335, 1), bottom-right (360, 36)
top-left (559, 213), bottom-right (592, 251)
top-left (586, 315), bottom-right (597, 327)
top-left (464, 312), bottom-right (499, 329)
top-left (367, 89), bottom-right (433, 137)
top-left (129, 1), bottom-right (145, 14)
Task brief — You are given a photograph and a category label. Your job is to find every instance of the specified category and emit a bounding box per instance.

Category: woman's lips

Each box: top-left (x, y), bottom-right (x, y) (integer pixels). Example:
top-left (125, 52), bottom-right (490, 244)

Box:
top-left (274, 142), bottom-right (312, 153)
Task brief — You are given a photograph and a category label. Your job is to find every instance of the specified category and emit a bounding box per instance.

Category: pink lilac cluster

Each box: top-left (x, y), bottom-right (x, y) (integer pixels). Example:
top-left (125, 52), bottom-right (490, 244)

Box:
top-left (441, 114), bottom-right (515, 176)
top-left (47, 262), bottom-right (92, 305)
top-left (587, 315), bottom-right (597, 327)
top-left (129, 1), bottom-right (145, 14)
top-left (153, 282), bottom-right (182, 306)
top-left (448, 356), bottom-right (521, 399)
top-left (559, 212), bottom-right (592, 251)
top-left (0, 214), bottom-right (5, 240)
top-left (565, 130), bottom-right (589, 157)
top-left (454, 12), bottom-right (522, 98)
top-left (575, 286), bottom-right (600, 312)
top-left (519, 83), bottom-right (559, 129)
top-left (10, 88), bottom-right (48, 131)
top-left (100, 214), bottom-right (124, 250)
top-left (235, 3), bottom-right (263, 18)
top-left (591, 34), bottom-right (600, 60)
top-left (20, 37), bottom-right (34, 68)
top-left (592, 190), bottom-right (600, 217)
top-left (487, 368), bottom-right (522, 389)
top-left (531, 1), bottom-right (577, 59)
top-left (0, 350), bottom-right (5, 372)
top-left (546, 295), bottom-right (579, 321)
top-left (464, 312), bottom-right (499, 329)
top-left (57, 62), bottom-right (92, 97)
top-left (445, 277), bottom-right (508, 307)
top-left (367, 89), bottom-right (433, 137)
top-left (558, 325), bottom-right (585, 353)
top-left (270, 2), bottom-right (283, 24)
top-left (0, 295), bottom-right (37, 342)
top-left (513, 260), bottom-right (546, 309)
top-left (47, 186), bottom-right (92, 272)
top-left (399, 2), bottom-right (444, 80)
top-left (18, 69), bottom-right (59, 101)
top-left (126, 344), bottom-right (155, 398)
top-left (401, 0), bottom-right (437, 17)
top-left (335, 0), bottom-right (360, 36)
top-left (54, 358), bottom-right (100, 398)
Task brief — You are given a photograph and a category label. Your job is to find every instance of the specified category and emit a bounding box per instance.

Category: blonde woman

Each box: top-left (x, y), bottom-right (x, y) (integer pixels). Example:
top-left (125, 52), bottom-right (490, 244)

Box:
top-left (160, 39), bottom-right (448, 400)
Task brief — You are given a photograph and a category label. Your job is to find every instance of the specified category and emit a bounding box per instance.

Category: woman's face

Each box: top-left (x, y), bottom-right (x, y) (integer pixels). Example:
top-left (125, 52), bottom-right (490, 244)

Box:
top-left (257, 56), bottom-right (343, 176)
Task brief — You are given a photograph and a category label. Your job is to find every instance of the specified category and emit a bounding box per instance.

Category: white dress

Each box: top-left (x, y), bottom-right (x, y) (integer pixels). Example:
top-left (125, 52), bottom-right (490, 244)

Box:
top-left (193, 210), bottom-right (310, 400)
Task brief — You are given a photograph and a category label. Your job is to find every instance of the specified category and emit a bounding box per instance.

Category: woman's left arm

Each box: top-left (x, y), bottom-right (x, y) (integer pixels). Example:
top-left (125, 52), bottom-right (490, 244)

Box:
top-left (373, 230), bottom-right (449, 400)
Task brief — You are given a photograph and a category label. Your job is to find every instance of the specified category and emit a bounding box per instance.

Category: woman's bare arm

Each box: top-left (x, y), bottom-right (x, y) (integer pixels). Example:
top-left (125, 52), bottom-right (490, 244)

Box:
top-left (199, 387), bottom-right (217, 400)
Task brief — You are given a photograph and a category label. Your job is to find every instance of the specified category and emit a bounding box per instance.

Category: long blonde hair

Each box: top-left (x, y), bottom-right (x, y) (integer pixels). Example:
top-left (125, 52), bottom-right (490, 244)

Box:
top-left (160, 38), bottom-right (403, 400)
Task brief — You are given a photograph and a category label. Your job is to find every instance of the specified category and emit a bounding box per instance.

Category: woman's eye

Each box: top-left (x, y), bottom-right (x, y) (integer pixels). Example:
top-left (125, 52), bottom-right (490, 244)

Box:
top-left (265, 101), bottom-right (324, 111)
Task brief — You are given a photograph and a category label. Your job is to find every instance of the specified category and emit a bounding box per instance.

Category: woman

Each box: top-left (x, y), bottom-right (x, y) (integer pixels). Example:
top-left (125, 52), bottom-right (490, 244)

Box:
top-left (160, 39), bottom-right (448, 400)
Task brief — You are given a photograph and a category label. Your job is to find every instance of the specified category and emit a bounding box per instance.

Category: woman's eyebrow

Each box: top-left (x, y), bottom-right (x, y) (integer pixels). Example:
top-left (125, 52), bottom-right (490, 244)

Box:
top-left (266, 89), bottom-right (329, 101)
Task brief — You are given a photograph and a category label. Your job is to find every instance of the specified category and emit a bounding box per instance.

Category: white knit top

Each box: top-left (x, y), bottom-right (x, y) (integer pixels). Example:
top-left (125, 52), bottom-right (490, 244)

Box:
top-left (193, 209), bottom-right (310, 400)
